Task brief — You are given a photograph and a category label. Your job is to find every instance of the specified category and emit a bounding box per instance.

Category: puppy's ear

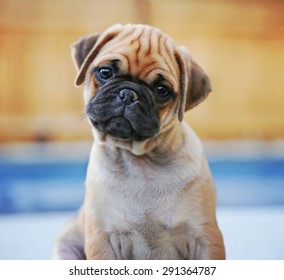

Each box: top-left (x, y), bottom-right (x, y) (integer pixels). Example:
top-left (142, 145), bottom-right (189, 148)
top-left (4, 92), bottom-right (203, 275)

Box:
top-left (71, 24), bottom-right (123, 86)
top-left (176, 46), bottom-right (212, 121)
top-left (71, 33), bottom-right (102, 71)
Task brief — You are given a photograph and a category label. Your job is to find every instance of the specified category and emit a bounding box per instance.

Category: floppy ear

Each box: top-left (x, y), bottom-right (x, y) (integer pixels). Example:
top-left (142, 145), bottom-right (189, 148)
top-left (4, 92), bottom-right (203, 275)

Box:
top-left (71, 33), bottom-right (102, 71)
top-left (176, 46), bottom-right (212, 121)
top-left (71, 24), bottom-right (123, 86)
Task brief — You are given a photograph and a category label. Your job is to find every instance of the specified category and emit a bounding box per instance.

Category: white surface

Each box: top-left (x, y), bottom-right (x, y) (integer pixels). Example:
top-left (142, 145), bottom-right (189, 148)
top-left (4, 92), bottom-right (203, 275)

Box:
top-left (1, 207), bottom-right (284, 260)
top-left (217, 207), bottom-right (284, 259)
top-left (0, 212), bottom-right (73, 260)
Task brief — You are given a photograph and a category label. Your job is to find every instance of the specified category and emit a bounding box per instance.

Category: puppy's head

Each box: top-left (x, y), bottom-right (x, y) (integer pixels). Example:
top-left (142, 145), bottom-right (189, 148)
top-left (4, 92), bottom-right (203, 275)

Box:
top-left (72, 24), bottom-right (211, 151)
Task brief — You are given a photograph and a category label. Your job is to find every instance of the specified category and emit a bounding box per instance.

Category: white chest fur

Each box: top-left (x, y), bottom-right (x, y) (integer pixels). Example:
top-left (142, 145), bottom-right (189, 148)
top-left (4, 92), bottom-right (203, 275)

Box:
top-left (87, 124), bottom-right (202, 232)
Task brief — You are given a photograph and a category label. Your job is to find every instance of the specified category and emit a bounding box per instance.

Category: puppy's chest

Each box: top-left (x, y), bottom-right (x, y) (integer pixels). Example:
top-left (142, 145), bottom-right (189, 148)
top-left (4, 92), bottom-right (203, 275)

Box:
top-left (87, 149), bottom-right (200, 259)
top-left (101, 179), bottom-right (192, 260)
top-left (99, 166), bottom-right (183, 224)
top-left (91, 153), bottom-right (196, 229)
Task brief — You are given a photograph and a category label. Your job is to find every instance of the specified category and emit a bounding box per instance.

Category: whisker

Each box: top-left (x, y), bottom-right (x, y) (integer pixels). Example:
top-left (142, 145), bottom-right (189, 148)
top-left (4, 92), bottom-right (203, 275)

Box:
top-left (76, 113), bottom-right (88, 123)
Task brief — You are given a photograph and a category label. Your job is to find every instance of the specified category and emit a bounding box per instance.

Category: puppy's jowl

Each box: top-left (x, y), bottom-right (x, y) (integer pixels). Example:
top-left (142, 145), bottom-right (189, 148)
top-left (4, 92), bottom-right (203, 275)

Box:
top-left (53, 24), bottom-right (225, 260)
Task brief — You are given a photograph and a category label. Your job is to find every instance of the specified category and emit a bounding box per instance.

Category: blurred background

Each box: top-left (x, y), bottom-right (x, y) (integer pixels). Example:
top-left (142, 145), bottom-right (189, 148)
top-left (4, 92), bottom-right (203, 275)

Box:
top-left (0, 0), bottom-right (284, 259)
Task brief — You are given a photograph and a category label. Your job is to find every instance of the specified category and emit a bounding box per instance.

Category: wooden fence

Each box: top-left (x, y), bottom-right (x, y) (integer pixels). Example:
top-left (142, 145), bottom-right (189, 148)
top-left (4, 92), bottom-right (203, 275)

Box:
top-left (0, 0), bottom-right (284, 141)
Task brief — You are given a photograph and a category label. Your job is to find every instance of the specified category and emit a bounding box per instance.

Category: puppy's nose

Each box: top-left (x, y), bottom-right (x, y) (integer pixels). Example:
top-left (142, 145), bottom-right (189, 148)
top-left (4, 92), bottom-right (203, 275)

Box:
top-left (119, 89), bottom-right (138, 105)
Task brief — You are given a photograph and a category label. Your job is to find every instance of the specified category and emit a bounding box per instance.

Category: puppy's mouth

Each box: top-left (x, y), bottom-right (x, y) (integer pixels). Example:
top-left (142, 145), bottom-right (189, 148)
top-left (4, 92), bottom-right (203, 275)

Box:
top-left (87, 82), bottom-right (160, 142)
top-left (90, 116), bottom-right (153, 141)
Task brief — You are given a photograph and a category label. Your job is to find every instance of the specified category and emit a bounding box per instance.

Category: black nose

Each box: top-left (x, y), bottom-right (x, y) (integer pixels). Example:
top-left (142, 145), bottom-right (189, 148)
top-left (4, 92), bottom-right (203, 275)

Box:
top-left (119, 89), bottom-right (138, 105)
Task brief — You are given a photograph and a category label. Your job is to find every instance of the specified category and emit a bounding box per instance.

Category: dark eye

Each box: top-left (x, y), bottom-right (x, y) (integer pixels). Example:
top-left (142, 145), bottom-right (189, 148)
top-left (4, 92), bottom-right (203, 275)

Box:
top-left (156, 85), bottom-right (171, 99)
top-left (97, 67), bottom-right (113, 80)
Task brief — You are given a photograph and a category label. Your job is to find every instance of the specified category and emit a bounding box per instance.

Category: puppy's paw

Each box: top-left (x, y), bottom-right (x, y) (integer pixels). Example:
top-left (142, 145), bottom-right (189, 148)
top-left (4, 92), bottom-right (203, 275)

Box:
top-left (108, 231), bottom-right (151, 259)
top-left (174, 238), bottom-right (191, 259)
top-left (152, 224), bottom-right (201, 259)
top-left (153, 236), bottom-right (190, 259)
top-left (188, 237), bottom-right (211, 260)
top-left (109, 231), bottom-right (133, 259)
top-left (160, 236), bottom-right (202, 260)
top-left (174, 225), bottom-right (208, 259)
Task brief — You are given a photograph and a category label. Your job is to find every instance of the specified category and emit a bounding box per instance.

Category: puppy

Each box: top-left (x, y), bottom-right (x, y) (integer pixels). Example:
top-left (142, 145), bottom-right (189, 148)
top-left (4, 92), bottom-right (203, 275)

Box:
top-left (52, 24), bottom-right (225, 260)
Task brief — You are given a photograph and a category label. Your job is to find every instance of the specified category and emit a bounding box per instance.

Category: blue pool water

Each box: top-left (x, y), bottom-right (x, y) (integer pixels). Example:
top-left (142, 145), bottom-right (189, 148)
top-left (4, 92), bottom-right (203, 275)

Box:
top-left (0, 153), bottom-right (284, 213)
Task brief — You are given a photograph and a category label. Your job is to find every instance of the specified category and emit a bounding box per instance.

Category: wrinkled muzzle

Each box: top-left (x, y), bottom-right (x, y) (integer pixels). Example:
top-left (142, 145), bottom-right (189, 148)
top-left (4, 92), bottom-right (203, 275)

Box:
top-left (86, 81), bottom-right (160, 141)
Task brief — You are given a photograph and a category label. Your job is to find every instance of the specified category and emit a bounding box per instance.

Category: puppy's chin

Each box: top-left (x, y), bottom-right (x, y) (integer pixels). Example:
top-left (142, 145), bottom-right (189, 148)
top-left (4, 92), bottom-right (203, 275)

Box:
top-left (91, 125), bottom-right (155, 156)
top-left (90, 116), bottom-right (155, 142)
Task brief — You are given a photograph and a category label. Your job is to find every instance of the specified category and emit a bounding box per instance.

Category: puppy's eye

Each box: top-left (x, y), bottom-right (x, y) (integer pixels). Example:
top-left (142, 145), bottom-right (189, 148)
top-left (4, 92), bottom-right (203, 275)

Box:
top-left (97, 67), bottom-right (113, 80)
top-left (156, 85), bottom-right (171, 99)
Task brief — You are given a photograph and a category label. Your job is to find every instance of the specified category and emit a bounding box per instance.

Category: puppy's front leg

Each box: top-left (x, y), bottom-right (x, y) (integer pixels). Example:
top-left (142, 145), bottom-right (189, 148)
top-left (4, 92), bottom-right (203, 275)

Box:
top-left (85, 230), bottom-right (146, 260)
top-left (172, 220), bottom-right (224, 259)
top-left (194, 226), bottom-right (225, 260)
top-left (84, 225), bottom-right (116, 260)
